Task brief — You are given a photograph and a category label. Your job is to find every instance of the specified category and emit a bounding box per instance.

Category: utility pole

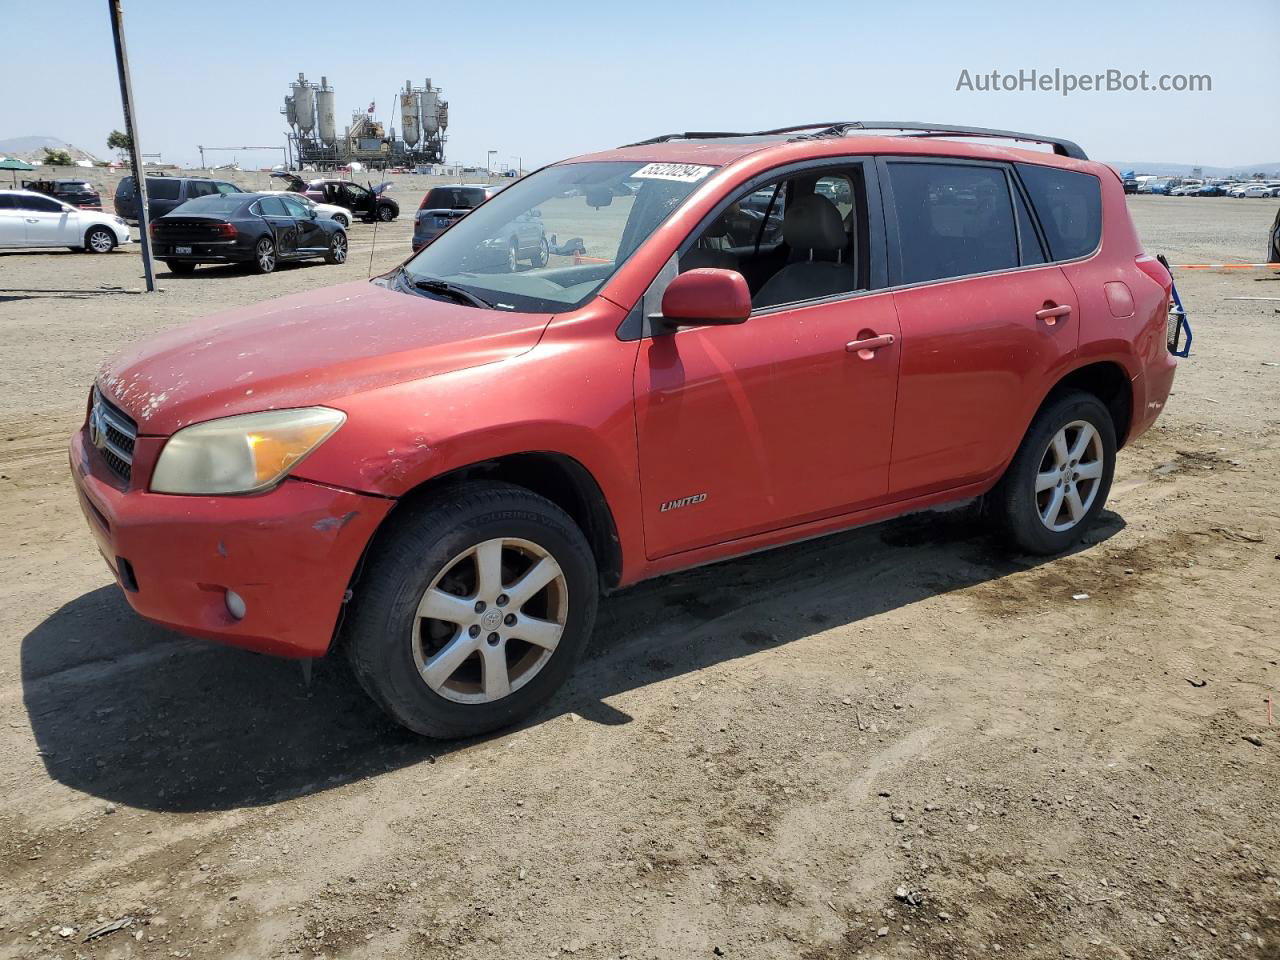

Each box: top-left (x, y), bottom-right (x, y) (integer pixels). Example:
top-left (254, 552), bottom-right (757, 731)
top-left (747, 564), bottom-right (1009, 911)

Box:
top-left (107, 0), bottom-right (155, 292)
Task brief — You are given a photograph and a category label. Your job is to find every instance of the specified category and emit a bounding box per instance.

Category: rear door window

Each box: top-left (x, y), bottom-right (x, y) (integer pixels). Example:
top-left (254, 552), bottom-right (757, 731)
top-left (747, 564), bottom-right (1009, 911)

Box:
top-left (1012, 185), bottom-right (1046, 266)
top-left (885, 161), bottom-right (1019, 285)
top-left (185, 180), bottom-right (218, 199)
top-left (1015, 164), bottom-right (1102, 261)
top-left (147, 179), bottom-right (181, 201)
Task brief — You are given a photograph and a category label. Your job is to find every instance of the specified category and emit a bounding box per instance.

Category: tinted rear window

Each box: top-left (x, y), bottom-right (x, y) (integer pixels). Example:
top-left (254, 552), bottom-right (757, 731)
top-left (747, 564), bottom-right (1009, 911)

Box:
top-left (1015, 164), bottom-right (1101, 261)
top-left (176, 194), bottom-right (246, 216)
top-left (147, 179), bottom-right (181, 201)
top-left (886, 162), bottom-right (1019, 285)
top-left (423, 186), bottom-right (488, 209)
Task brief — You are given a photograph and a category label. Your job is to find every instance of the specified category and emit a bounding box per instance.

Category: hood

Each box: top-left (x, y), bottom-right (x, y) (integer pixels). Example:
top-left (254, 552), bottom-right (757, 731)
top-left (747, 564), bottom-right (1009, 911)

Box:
top-left (99, 280), bottom-right (553, 435)
top-left (371, 181), bottom-right (393, 196)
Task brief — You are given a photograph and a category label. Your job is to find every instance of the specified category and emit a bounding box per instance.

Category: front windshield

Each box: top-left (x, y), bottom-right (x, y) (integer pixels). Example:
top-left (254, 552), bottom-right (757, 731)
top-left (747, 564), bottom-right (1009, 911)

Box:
top-left (401, 160), bottom-right (715, 312)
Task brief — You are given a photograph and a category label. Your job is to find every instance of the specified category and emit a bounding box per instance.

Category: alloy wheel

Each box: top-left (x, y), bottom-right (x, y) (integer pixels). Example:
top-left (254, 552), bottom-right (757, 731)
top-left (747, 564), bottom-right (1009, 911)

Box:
top-left (331, 234), bottom-right (347, 263)
top-left (378, 205), bottom-right (394, 222)
top-left (411, 538), bottom-right (568, 704)
top-left (1035, 420), bottom-right (1104, 532)
top-left (87, 229), bottom-right (114, 253)
top-left (256, 239), bottom-right (276, 272)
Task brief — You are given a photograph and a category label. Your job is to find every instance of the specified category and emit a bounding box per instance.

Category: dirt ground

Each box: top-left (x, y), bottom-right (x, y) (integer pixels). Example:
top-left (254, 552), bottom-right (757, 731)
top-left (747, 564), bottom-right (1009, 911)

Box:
top-left (0, 193), bottom-right (1278, 959)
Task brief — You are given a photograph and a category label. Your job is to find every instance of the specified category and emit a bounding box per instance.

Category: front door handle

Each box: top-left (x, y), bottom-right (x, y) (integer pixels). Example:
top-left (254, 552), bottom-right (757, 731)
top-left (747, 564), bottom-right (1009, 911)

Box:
top-left (846, 333), bottom-right (895, 358)
top-left (25, 218), bottom-right (39, 223)
top-left (1035, 303), bottom-right (1072, 325)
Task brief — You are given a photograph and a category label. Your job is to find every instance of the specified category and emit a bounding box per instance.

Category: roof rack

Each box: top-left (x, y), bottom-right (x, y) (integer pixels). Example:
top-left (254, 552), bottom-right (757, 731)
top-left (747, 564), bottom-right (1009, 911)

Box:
top-left (620, 121), bottom-right (1087, 160)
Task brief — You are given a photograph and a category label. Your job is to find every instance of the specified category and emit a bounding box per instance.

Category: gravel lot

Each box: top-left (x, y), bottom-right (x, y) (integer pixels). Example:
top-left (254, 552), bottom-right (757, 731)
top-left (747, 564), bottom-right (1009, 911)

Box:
top-left (0, 192), bottom-right (1277, 959)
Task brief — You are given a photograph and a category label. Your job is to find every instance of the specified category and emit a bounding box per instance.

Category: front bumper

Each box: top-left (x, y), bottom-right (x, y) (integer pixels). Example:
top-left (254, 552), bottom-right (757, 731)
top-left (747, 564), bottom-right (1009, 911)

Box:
top-left (70, 429), bottom-right (394, 658)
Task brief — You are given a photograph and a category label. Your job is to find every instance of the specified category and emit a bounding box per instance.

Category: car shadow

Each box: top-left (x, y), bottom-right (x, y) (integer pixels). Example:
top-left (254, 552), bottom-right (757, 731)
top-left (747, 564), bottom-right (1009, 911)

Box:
top-left (21, 504), bottom-right (1125, 813)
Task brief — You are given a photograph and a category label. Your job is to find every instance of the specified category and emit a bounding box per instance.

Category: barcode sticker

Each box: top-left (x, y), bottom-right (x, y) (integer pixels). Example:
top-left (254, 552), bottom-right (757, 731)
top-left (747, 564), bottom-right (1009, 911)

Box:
top-left (631, 163), bottom-right (715, 183)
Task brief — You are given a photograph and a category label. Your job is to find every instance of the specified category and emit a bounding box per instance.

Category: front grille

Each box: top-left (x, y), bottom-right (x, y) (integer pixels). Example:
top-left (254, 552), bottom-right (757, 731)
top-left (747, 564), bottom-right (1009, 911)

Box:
top-left (90, 388), bottom-right (138, 484)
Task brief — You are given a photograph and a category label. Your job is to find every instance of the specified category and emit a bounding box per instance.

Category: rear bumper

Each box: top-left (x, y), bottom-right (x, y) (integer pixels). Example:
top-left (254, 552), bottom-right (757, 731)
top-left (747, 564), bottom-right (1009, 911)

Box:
top-left (1128, 352), bottom-right (1177, 444)
top-left (70, 430), bottom-right (394, 658)
top-left (152, 240), bottom-right (245, 261)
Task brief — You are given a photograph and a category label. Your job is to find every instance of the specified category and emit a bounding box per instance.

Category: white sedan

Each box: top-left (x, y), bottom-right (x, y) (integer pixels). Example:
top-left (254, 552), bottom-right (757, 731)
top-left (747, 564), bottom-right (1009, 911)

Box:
top-left (1241, 183), bottom-right (1280, 198)
top-left (261, 191), bottom-right (353, 228)
top-left (0, 189), bottom-right (132, 252)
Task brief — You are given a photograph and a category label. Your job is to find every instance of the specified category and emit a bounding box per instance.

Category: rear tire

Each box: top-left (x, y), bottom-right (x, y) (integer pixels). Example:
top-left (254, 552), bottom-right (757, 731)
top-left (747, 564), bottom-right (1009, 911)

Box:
top-left (324, 232), bottom-right (348, 265)
top-left (252, 237), bottom-right (276, 274)
top-left (345, 482), bottom-right (599, 739)
top-left (988, 390), bottom-right (1116, 555)
top-left (531, 236), bottom-right (549, 267)
top-left (84, 227), bottom-right (116, 254)
top-left (165, 260), bottom-right (196, 275)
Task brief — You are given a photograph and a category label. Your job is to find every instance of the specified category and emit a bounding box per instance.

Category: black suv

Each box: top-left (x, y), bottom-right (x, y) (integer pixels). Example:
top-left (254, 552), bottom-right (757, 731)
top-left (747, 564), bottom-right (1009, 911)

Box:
top-left (22, 178), bottom-right (102, 209)
top-left (114, 175), bottom-right (242, 223)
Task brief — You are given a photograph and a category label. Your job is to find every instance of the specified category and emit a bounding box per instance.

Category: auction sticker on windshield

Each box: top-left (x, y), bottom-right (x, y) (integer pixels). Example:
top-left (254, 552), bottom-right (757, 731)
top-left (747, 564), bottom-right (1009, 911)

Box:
top-left (631, 163), bottom-right (715, 182)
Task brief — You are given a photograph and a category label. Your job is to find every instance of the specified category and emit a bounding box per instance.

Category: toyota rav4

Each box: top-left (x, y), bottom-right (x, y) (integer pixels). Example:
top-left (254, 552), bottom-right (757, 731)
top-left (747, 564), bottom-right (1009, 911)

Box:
top-left (72, 122), bottom-right (1181, 738)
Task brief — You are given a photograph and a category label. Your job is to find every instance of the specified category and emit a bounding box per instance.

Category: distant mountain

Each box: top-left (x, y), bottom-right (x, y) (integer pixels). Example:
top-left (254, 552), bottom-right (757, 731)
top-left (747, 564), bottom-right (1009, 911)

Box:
top-left (0, 135), bottom-right (102, 163)
top-left (1106, 160), bottom-right (1280, 178)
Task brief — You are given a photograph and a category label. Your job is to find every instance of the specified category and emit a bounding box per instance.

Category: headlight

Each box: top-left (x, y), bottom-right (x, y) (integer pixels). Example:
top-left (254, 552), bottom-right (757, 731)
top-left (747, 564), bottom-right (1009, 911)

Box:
top-left (151, 407), bottom-right (345, 495)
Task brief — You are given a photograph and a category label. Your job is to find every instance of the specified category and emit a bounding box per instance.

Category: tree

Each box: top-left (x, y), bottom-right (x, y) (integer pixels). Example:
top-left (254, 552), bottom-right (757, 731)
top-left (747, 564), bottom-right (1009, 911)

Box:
top-left (42, 147), bottom-right (74, 166)
top-left (107, 129), bottom-right (131, 159)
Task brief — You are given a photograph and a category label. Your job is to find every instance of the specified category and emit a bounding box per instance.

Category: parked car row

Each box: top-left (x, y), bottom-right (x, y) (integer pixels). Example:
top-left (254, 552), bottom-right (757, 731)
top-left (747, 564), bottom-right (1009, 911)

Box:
top-left (1129, 178), bottom-right (1280, 198)
top-left (20, 178), bottom-right (102, 209)
top-left (114, 174), bottom-right (401, 225)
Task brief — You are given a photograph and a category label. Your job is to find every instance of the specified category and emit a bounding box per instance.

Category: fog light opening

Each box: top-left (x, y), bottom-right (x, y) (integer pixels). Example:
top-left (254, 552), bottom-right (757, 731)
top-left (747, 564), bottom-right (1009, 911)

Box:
top-left (225, 589), bottom-right (247, 621)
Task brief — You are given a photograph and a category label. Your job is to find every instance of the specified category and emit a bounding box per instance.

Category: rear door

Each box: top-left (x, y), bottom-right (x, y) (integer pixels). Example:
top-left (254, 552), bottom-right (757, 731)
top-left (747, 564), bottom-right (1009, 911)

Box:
top-left (146, 178), bottom-right (183, 218)
top-left (0, 195), bottom-right (23, 246)
top-left (880, 158), bottom-right (1079, 499)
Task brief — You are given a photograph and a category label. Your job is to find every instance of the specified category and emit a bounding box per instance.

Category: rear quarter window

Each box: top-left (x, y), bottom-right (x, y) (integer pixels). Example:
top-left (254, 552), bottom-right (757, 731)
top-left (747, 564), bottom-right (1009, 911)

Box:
top-left (1015, 164), bottom-right (1102, 261)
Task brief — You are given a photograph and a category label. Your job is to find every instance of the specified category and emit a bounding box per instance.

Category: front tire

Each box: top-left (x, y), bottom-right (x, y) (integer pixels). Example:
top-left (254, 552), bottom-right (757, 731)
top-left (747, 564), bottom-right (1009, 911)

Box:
top-left (84, 227), bottom-right (116, 253)
top-left (377, 204), bottom-right (395, 222)
top-left (989, 390), bottom-right (1116, 555)
top-left (333, 213), bottom-right (349, 228)
top-left (345, 483), bottom-right (599, 738)
top-left (252, 237), bottom-right (276, 274)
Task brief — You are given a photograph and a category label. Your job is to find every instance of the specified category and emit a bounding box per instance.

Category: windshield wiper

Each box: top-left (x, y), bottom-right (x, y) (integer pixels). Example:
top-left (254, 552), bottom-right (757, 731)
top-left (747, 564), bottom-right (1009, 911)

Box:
top-left (408, 276), bottom-right (494, 309)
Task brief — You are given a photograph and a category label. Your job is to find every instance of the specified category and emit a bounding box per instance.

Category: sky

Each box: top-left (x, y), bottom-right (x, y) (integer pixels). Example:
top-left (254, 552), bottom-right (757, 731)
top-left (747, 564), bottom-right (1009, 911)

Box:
top-left (2, 0), bottom-right (1277, 172)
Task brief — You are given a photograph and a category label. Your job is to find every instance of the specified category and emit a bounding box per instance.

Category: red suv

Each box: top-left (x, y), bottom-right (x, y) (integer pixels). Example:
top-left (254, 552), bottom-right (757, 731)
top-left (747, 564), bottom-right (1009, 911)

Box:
top-left (72, 122), bottom-right (1180, 738)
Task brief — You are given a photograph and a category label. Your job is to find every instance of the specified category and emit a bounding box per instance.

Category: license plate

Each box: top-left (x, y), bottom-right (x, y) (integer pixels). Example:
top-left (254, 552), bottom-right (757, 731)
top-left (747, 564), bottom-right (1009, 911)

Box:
top-left (175, 245), bottom-right (192, 255)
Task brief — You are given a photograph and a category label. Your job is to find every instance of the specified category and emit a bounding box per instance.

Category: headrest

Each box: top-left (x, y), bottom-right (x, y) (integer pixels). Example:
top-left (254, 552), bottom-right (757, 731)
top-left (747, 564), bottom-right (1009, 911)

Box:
top-left (782, 194), bottom-right (846, 252)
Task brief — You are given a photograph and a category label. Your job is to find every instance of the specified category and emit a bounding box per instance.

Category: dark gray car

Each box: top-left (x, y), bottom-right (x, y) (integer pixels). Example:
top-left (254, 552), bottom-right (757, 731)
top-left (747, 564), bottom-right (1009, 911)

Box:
top-left (113, 176), bottom-right (242, 223)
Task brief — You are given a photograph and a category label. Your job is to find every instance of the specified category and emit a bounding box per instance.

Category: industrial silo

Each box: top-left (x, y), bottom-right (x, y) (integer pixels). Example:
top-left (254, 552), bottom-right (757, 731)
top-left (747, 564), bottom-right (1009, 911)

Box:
top-left (316, 76), bottom-right (336, 146)
top-left (283, 94), bottom-right (297, 129)
top-left (401, 81), bottom-right (420, 147)
top-left (293, 73), bottom-right (316, 137)
top-left (421, 81), bottom-right (440, 136)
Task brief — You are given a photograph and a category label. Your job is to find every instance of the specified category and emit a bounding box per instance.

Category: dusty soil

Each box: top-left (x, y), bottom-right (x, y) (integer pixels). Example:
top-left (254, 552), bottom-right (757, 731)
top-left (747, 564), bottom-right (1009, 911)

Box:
top-left (0, 193), bottom-right (1278, 959)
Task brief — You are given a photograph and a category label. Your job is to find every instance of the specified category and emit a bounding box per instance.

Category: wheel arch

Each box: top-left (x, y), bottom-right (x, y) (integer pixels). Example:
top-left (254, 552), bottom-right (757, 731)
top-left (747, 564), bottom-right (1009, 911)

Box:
top-left (373, 451), bottom-right (623, 591)
top-left (83, 223), bottom-right (113, 249)
top-left (1037, 360), bottom-right (1134, 448)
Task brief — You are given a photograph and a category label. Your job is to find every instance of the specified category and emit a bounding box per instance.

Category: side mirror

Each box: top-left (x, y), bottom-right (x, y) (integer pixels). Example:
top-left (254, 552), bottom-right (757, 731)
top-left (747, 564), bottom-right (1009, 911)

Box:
top-left (655, 268), bottom-right (752, 332)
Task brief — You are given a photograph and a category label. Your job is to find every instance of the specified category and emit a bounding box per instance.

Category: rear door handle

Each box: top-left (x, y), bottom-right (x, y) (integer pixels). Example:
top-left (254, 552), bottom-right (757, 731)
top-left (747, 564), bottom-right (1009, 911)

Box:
top-left (1035, 304), bottom-right (1072, 325)
top-left (846, 333), bottom-right (895, 358)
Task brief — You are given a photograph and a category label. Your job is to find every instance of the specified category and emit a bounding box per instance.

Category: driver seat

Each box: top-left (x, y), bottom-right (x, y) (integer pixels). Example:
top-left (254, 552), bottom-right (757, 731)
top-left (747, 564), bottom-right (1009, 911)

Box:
top-left (752, 194), bottom-right (857, 308)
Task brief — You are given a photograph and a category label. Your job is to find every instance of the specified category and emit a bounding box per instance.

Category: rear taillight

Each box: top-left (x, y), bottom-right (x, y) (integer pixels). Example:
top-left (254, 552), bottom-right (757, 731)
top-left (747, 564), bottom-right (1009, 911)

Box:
top-left (212, 222), bottom-right (238, 239)
top-left (1135, 254), bottom-right (1172, 291)
top-left (148, 222), bottom-right (157, 239)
